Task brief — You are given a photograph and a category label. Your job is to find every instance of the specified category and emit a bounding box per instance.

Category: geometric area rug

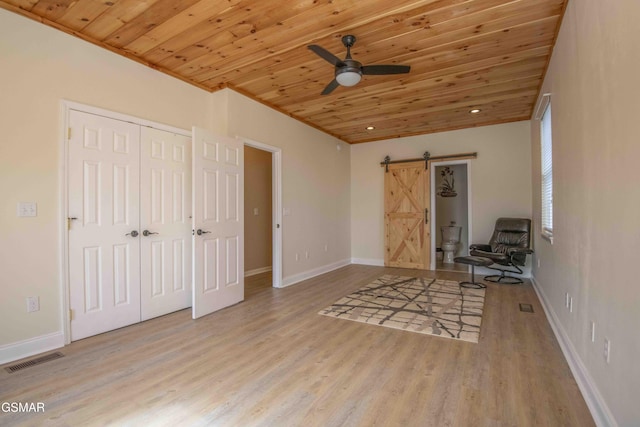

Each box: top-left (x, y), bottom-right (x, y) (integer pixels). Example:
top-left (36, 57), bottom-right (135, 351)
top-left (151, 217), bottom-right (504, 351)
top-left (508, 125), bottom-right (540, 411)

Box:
top-left (318, 275), bottom-right (486, 343)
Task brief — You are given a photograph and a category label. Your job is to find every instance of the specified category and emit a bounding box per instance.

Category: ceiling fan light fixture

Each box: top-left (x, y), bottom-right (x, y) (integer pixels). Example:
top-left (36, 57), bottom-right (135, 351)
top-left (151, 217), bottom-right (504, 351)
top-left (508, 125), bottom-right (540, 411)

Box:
top-left (309, 35), bottom-right (410, 95)
top-left (336, 70), bottom-right (362, 87)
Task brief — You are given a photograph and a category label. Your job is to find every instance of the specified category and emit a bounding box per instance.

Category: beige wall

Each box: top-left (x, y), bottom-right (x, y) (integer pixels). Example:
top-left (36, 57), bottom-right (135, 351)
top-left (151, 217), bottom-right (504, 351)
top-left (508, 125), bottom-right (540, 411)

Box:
top-left (244, 146), bottom-right (272, 272)
top-left (227, 91), bottom-right (351, 282)
top-left (0, 10), bottom-right (216, 347)
top-left (350, 121), bottom-right (532, 264)
top-left (531, 1), bottom-right (640, 425)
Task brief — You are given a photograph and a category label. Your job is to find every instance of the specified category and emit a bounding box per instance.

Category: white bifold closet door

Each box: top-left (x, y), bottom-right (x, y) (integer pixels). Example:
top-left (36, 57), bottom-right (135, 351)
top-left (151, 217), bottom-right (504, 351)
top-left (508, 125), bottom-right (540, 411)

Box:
top-left (68, 111), bottom-right (192, 340)
top-left (139, 127), bottom-right (192, 321)
top-left (68, 111), bottom-right (143, 340)
top-left (191, 127), bottom-right (244, 319)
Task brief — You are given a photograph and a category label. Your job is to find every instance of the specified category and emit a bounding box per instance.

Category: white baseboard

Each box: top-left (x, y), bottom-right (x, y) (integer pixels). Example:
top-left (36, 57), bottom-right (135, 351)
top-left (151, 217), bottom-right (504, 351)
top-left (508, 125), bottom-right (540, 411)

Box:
top-left (350, 258), bottom-right (384, 266)
top-left (0, 331), bottom-right (65, 365)
top-left (244, 266), bottom-right (272, 277)
top-left (281, 259), bottom-right (351, 288)
top-left (531, 276), bottom-right (618, 427)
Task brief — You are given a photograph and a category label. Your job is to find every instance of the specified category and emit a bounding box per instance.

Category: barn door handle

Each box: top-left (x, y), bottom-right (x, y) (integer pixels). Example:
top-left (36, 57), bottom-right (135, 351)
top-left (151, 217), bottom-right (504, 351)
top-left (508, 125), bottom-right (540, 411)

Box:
top-left (196, 229), bottom-right (210, 235)
top-left (425, 208), bottom-right (429, 224)
top-left (142, 230), bottom-right (158, 236)
top-left (125, 230), bottom-right (139, 237)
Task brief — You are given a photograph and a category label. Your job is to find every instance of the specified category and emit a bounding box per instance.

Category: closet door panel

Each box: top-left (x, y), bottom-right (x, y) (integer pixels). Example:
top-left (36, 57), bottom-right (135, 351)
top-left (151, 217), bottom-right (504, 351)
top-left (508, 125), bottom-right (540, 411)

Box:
top-left (68, 110), bottom-right (141, 341)
top-left (192, 127), bottom-right (244, 319)
top-left (140, 127), bottom-right (192, 321)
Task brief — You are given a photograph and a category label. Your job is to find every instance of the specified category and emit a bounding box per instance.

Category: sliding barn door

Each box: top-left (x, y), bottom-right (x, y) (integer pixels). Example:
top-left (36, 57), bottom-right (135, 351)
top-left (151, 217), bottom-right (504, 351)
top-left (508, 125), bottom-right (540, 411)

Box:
top-left (139, 127), bottom-right (192, 321)
top-left (68, 110), bottom-right (142, 340)
top-left (384, 161), bottom-right (430, 269)
top-left (192, 127), bottom-right (244, 319)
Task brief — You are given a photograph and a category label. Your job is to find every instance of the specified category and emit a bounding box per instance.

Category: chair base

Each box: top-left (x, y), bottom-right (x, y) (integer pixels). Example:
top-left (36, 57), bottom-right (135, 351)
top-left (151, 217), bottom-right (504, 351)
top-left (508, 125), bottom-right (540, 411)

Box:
top-left (484, 274), bottom-right (523, 285)
top-left (482, 263), bottom-right (526, 285)
top-left (459, 280), bottom-right (486, 289)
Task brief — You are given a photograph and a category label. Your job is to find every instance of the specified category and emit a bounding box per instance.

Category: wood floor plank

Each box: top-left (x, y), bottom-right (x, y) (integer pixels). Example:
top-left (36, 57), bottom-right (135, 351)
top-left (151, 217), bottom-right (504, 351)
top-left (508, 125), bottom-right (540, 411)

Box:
top-left (0, 265), bottom-right (594, 426)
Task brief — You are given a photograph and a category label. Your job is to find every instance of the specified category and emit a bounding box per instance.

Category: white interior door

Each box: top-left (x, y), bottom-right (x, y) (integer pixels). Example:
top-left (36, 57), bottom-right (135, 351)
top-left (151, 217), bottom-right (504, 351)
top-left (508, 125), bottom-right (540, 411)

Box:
top-left (140, 127), bottom-right (192, 320)
top-left (68, 110), bottom-right (141, 340)
top-left (192, 127), bottom-right (244, 319)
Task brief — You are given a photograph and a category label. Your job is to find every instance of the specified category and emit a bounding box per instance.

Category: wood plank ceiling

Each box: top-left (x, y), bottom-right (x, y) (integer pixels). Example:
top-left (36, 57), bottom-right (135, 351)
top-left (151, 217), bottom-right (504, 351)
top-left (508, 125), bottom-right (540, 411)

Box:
top-left (0, 0), bottom-right (567, 144)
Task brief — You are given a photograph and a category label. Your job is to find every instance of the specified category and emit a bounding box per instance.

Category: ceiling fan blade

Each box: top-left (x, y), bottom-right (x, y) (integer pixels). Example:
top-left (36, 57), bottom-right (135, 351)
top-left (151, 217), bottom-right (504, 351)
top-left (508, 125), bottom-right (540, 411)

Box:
top-left (362, 65), bottom-right (411, 75)
top-left (308, 45), bottom-right (344, 66)
top-left (321, 79), bottom-right (340, 95)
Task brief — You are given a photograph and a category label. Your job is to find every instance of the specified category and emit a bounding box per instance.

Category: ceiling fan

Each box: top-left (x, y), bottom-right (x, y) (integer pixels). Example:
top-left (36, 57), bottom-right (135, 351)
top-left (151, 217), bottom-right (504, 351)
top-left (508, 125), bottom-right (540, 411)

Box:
top-left (308, 35), bottom-right (411, 95)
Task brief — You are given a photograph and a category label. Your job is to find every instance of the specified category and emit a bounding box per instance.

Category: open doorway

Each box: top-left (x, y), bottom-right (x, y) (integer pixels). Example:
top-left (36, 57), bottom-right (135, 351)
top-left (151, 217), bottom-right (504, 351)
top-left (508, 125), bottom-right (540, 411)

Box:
top-left (430, 161), bottom-right (472, 272)
top-left (244, 145), bottom-right (273, 297)
top-left (242, 138), bottom-right (283, 295)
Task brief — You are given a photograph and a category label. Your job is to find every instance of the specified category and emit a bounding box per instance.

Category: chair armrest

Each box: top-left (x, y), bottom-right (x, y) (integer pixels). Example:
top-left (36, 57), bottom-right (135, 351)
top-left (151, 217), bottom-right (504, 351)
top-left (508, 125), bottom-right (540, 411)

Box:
top-left (470, 249), bottom-right (498, 258)
top-left (507, 247), bottom-right (534, 256)
top-left (469, 244), bottom-right (492, 252)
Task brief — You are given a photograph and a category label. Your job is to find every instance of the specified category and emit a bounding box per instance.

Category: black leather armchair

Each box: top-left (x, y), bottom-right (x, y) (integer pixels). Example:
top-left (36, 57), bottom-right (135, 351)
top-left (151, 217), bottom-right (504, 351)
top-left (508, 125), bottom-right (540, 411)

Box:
top-left (469, 218), bottom-right (533, 284)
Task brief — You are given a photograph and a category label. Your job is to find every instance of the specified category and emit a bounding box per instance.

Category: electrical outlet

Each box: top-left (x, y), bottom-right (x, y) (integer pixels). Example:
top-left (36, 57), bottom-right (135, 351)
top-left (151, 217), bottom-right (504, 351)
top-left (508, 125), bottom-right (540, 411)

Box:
top-left (537, 258), bottom-right (541, 268)
top-left (26, 296), bottom-right (40, 312)
top-left (253, 207), bottom-right (259, 216)
top-left (565, 292), bottom-right (570, 308)
top-left (295, 253), bottom-right (299, 262)
top-left (324, 244), bottom-right (328, 252)
top-left (569, 297), bottom-right (573, 313)
top-left (305, 250), bottom-right (309, 259)
top-left (591, 321), bottom-right (596, 342)
top-left (603, 338), bottom-right (611, 364)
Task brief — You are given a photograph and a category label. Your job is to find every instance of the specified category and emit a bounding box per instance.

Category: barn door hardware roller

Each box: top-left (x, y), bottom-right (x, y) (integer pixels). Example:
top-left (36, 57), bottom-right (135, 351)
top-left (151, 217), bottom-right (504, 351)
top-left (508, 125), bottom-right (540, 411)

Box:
top-left (383, 156), bottom-right (391, 172)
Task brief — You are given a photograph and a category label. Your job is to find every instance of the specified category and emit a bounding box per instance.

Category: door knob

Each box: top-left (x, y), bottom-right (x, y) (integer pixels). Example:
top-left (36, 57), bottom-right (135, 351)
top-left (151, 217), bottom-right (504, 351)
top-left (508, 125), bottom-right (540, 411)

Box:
top-left (142, 230), bottom-right (159, 237)
top-left (196, 229), bottom-right (210, 235)
top-left (125, 230), bottom-right (139, 237)
top-left (67, 217), bottom-right (78, 229)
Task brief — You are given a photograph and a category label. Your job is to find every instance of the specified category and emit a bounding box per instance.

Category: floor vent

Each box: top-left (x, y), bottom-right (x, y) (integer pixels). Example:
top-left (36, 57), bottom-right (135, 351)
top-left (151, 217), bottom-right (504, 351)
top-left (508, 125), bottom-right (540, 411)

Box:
top-left (519, 303), bottom-right (534, 313)
top-left (4, 352), bottom-right (64, 373)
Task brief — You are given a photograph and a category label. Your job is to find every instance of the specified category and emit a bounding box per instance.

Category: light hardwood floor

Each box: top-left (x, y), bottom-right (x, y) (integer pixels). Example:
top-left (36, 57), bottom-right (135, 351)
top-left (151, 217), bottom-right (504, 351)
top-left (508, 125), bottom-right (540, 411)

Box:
top-left (435, 259), bottom-right (470, 273)
top-left (0, 265), bottom-right (594, 427)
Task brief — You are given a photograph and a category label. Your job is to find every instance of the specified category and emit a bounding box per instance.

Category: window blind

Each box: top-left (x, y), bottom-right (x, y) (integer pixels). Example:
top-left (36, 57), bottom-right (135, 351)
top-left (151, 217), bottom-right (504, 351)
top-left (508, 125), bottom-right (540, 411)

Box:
top-left (540, 103), bottom-right (553, 239)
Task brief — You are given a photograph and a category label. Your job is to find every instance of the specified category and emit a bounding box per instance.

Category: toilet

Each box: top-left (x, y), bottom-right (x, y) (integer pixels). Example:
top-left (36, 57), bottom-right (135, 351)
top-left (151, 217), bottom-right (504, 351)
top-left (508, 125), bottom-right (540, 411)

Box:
top-left (441, 225), bottom-right (462, 264)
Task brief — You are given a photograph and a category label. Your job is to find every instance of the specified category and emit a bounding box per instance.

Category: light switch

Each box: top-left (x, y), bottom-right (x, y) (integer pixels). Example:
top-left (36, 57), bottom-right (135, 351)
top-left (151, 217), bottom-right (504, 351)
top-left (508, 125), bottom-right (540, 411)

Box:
top-left (253, 208), bottom-right (259, 216)
top-left (283, 208), bottom-right (291, 216)
top-left (17, 202), bottom-right (37, 217)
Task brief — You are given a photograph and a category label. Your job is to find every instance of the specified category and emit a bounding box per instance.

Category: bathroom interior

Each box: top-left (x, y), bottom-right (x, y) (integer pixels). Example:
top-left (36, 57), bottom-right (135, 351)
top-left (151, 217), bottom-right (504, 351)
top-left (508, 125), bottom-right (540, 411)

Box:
top-left (435, 163), bottom-right (469, 272)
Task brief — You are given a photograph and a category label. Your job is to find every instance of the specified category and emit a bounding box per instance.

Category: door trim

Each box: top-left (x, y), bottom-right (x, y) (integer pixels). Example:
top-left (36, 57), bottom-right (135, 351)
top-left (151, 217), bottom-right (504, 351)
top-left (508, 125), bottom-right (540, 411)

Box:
top-left (238, 137), bottom-right (283, 288)
top-left (59, 100), bottom-right (190, 344)
top-left (428, 159), bottom-right (473, 271)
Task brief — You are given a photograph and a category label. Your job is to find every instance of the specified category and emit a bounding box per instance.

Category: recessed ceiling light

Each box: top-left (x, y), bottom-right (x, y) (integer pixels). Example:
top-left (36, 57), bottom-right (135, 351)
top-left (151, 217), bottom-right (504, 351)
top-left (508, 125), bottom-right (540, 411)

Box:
top-left (366, 126), bottom-right (375, 130)
top-left (469, 108), bottom-right (481, 114)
